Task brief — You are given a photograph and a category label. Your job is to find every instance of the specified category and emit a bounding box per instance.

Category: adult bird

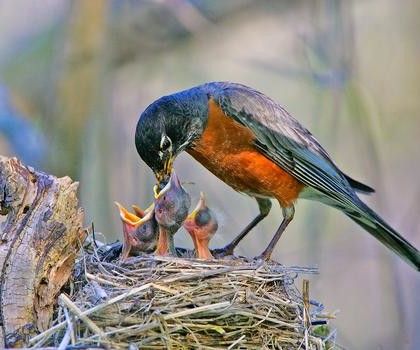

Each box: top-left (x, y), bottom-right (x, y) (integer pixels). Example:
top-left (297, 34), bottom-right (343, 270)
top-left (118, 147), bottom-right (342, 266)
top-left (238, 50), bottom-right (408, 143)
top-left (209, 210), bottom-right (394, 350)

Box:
top-left (135, 82), bottom-right (420, 270)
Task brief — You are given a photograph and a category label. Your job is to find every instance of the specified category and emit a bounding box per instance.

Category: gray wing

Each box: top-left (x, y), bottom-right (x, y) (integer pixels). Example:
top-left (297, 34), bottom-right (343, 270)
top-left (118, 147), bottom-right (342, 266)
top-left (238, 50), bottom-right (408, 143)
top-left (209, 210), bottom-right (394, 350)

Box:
top-left (203, 82), bottom-right (359, 207)
top-left (197, 82), bottom-right (420, 271)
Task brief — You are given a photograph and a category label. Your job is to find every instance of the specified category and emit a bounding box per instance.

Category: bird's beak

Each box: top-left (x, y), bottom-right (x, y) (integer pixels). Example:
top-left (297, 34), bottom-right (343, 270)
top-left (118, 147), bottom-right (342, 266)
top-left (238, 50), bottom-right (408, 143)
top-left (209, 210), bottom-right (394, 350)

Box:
top-left (155, 156), bottom-right (175, 190)
top-left (186, 192), bottom-right (206, 221)
top-left (115, 201), bottom-right (154, 227)
top-left (154, 170), bottom-right (181, 200)
top-left (132, 203), bottom-right (154, 217)
top-left (131, 204), bottom-right (145, 218)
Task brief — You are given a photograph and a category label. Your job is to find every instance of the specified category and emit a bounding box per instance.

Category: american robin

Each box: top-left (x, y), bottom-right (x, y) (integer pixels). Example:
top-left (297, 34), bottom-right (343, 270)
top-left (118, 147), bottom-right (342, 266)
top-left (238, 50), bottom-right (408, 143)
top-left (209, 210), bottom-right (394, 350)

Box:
top-left (135, 82), bottom-right (420, 270)
top-left (115, 202), bottom-right (158, 260)
top-left (184, 192), bottom-right (218, 260)
top-left (154, 170), bottom-right (191, 256)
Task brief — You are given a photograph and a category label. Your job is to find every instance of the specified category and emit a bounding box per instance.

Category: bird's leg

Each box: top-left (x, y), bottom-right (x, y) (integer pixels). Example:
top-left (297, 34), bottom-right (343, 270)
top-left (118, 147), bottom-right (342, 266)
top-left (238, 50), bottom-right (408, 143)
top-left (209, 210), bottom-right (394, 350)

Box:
top-left (214, 198), bottom-right (272, 257)
top-left (189, 233), bottom-right (199, 257)
top-left (255, 205), bottom-right (295, 261)
top-left (196, 237), bottom-right (213, 260)
top-left (155, 227), bottom-right (169, 256)
top-left (121, 241), bottom-right (131, 261)
top-left (121, 245), bottom-right (130, 261)
top-left (167, 231), bottom-right (178, 257)
top-left (120, 227), bottom-right (132, 261)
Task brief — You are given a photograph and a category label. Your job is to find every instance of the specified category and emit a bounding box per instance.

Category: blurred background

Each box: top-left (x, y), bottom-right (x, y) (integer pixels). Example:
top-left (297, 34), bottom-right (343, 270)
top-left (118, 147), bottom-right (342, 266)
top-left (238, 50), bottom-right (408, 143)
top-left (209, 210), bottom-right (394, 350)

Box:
top-left (0, 0), bottom-right (419, 348)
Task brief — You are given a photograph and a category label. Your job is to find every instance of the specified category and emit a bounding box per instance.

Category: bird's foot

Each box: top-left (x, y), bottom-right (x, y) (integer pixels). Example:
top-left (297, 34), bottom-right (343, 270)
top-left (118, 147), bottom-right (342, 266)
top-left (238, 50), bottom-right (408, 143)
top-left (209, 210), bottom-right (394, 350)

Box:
top-left (253, 251), bottom-right (272, 262)
top-left (175, 247), bottom-right (190, 257)
top-left (211, 244), bottom-right (235, 258)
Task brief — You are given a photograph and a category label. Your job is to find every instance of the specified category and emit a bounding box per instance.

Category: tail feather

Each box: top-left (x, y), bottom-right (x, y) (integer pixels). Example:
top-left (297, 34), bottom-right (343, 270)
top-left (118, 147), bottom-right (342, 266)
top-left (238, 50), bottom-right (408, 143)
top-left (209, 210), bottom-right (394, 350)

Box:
top-left (344, 174), bottom-right (375, 194)
top-left (342, 199), bottom-right (420, 271)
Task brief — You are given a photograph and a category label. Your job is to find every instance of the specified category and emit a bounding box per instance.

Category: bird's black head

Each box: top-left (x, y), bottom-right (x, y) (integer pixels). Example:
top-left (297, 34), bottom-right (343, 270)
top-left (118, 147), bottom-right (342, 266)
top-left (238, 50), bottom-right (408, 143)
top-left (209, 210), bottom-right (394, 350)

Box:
top-left (135, 87), bottom-right (208, 187)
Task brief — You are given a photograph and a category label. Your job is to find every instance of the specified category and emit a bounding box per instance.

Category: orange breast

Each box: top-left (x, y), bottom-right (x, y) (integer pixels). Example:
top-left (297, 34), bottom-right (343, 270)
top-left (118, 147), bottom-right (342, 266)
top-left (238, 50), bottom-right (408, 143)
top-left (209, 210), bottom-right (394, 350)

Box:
top-left (187, 99), bottom-right (304, 207)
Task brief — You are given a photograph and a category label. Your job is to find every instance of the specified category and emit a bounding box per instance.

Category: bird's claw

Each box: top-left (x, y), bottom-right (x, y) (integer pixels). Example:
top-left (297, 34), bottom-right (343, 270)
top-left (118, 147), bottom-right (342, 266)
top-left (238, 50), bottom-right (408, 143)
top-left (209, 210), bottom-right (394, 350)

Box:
top-left (211, 245), bottom-right (235, 258)
top-left (253, 252), bottom-right (272, 262)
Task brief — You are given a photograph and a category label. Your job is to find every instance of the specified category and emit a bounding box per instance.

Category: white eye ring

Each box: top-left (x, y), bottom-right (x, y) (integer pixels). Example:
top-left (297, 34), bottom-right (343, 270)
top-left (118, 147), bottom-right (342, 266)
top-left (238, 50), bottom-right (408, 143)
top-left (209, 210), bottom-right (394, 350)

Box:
top-left (160, 134), bottom-right (172, 151)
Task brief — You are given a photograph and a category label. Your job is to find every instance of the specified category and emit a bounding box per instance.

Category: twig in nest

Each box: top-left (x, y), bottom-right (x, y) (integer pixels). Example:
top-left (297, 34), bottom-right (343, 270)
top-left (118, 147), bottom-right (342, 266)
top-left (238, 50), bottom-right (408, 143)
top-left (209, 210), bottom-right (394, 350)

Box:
top-left (302, 279), bottom-right (310, 349)
top-left (31, 247), bottom-right (334, 349)
top-left (91, 222), bottom-right (99, 249)
top-left (90, 281), bottom-right (108, 301)
top-left (63, 306), bottom-right (76, 345)
top-left (58, 294), bottom-right (107, 341)
top-left (57, 326), bottom-right (71, 350)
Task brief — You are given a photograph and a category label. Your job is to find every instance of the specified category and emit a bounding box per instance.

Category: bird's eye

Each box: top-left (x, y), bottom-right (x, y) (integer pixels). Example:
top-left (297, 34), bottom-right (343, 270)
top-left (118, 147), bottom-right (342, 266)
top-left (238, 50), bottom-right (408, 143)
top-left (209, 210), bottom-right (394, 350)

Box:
top-left (160, 135), bottom-right (172, 151)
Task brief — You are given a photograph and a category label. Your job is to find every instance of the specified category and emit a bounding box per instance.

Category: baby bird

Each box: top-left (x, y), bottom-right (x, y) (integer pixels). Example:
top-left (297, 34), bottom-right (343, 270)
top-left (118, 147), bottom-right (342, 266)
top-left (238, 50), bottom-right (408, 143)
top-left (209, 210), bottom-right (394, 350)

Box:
top-left (115, 202), bottom-right (158, 260)
top-left (132, 204), bottom-right (147, 218)
top-left (183, 192), bottom-right (218, 259)
top-left (154, 171), bottom-right (191, 256)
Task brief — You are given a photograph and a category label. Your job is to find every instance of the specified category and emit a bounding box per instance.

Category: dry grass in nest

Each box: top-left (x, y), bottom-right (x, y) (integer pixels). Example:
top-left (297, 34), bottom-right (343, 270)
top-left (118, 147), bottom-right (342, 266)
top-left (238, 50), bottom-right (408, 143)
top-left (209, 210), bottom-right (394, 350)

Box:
top-left (29, 239), bottom-right (337, 349)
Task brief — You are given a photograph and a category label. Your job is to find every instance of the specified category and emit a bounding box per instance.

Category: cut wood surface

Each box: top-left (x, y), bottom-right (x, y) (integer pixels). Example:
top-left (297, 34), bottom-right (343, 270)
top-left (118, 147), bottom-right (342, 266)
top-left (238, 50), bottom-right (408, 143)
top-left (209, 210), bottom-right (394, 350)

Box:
top-left (0, 156), bottom-right (85, 348)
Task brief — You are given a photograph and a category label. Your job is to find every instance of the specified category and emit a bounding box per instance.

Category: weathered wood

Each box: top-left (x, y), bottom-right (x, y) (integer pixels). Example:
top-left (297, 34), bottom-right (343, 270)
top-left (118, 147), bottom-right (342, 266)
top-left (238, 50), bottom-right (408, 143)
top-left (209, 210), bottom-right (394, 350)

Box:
top-left (0, 157), bottom-right (85, 348)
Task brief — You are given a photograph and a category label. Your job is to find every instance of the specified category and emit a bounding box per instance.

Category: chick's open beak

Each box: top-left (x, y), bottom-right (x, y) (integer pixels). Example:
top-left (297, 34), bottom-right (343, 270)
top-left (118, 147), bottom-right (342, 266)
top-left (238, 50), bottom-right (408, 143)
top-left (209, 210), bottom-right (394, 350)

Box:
top-left (131, 204), bottom-right (145, 218)
top-left (186, 192), bottom-right (206, 221)
top-left (115, 201), bottom-right (154, 228)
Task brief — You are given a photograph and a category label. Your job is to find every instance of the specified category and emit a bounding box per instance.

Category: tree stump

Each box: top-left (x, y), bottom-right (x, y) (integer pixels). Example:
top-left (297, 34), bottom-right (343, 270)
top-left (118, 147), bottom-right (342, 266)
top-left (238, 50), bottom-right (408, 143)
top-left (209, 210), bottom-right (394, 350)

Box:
top-left (0, 157), bottom-right (85, 348)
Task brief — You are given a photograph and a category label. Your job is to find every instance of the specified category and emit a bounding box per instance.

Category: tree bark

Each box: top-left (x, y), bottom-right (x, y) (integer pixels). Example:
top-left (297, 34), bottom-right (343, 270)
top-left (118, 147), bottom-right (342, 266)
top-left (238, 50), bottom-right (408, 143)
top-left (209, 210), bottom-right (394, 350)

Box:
top-left (0, 157), bottom-right (85, 348)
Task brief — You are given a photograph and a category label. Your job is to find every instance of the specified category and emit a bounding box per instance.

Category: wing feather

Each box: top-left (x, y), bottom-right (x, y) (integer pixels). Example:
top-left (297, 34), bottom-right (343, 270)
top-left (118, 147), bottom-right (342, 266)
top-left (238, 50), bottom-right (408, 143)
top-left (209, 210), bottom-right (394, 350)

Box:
top-left (199, 82), bottom-right (420, 270)
top-left (203, 82), bottom-right (358, 205)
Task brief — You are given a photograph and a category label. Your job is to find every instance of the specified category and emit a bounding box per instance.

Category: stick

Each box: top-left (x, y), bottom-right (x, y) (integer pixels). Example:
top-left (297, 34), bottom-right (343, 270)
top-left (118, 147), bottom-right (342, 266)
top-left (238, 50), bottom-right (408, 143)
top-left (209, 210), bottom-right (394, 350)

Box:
top-left (90, 280), bottom-right (108, 300)
top-left (30, 265), bottom-right (243, 344)
top-left (86, 272), bottom-right (126, 288)
top-left (57, 327), bottom-right (71, 350)
top-left (63, 306), bottom-right (76, 345)
top-left (302, 279), bottom-right (310, 350)
top-left (58, 294), bottom-right (107, 340)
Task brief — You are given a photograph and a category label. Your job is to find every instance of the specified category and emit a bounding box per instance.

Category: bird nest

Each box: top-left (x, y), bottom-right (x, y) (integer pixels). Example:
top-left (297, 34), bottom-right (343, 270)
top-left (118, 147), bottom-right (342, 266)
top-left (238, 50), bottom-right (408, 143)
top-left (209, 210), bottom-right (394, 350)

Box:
top-left (29, 239), bottom-right (336, 349)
